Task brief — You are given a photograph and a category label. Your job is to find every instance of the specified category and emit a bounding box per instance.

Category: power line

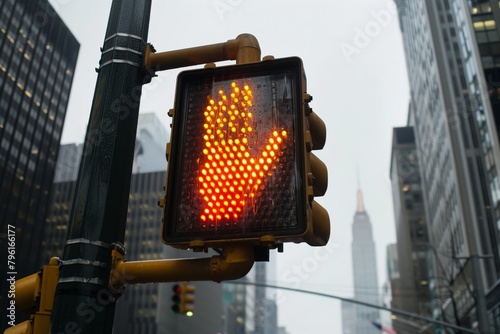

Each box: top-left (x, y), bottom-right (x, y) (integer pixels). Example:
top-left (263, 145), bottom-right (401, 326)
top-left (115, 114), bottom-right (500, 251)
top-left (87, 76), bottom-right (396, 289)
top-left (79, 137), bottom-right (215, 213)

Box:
top-left (226, 281), bottom-right (481, 334)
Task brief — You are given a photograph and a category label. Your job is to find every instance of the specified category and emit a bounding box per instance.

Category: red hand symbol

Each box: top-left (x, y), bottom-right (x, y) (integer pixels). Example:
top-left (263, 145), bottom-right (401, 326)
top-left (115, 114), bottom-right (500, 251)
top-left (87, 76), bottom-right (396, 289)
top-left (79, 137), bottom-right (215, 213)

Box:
top-left (198, 81), bottom-right (287, 226)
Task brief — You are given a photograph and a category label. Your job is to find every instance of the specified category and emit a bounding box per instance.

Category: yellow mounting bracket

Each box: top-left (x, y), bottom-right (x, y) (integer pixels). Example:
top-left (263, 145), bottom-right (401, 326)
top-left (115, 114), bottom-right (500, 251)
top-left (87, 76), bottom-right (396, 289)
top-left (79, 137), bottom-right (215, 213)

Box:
top-left (109, 245), bottom-right (254, 287)
top-left (5, 257), bottom-right (60, 334)
top-left (144, 33), bottom-right (261, 72)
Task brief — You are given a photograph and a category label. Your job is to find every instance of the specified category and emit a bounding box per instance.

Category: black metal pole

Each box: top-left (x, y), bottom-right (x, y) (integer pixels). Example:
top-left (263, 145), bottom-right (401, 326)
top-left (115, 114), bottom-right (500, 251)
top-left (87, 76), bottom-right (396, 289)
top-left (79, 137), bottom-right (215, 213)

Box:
top-left (50, 1), bottom-right (151, 333)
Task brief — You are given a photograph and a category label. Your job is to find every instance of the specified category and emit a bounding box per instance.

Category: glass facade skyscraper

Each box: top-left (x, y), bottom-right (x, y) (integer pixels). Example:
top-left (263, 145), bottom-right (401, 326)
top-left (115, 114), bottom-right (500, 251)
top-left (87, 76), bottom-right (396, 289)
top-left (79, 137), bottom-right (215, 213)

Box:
top-left (397, 0), bottom-right (500, 330)
top-left (0, 0), bottom-right (79, 273)
top-left (0, 0), bottom-right (79, 330)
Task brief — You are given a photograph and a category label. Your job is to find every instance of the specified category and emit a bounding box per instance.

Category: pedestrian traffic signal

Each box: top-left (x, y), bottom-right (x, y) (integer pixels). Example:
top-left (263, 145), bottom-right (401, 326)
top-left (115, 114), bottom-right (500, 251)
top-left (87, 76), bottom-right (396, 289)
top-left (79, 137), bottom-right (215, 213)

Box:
top-left (171, 282), bottom-right (195, 316)
top-left (161, 57), bottom-right (329, 249)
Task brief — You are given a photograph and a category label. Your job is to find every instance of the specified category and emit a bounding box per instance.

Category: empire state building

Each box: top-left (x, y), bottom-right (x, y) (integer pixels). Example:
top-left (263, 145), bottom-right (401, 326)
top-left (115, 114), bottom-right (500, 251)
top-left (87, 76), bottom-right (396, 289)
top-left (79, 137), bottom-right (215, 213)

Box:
top-left (351, 189), bottom-right (380, 333)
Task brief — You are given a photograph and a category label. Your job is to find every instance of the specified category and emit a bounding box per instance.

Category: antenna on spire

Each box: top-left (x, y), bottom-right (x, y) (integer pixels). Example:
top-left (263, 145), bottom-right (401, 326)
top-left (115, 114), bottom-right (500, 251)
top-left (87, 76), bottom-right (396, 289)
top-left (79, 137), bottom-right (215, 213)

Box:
top-left (356, 166), bottom-right (365, 213)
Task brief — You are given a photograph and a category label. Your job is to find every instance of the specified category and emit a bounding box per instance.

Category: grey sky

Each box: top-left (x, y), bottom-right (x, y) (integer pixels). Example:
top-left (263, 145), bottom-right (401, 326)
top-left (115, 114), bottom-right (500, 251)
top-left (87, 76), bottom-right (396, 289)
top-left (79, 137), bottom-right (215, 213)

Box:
top-left (49, 0), bottom-right (409, 333)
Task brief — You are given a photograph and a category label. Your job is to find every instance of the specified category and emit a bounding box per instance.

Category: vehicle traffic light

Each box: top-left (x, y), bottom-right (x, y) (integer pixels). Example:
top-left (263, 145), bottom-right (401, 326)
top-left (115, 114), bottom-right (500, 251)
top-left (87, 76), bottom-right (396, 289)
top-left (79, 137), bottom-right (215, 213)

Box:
top-left (171, 282), bottom-right (195, 316)
top-left (161, 57), bottom-right (329, 249)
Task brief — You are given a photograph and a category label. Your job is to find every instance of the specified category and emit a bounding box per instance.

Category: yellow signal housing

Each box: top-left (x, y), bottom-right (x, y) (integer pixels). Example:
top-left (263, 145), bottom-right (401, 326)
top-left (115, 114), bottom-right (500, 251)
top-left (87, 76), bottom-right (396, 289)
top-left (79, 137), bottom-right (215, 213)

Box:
top-left (161, 57), bottom-right (329, 249)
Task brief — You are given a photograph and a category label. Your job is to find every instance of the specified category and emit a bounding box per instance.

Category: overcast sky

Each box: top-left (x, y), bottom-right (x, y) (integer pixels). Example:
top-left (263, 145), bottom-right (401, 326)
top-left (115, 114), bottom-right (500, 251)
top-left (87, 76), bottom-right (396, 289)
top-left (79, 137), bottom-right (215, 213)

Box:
top-left (49, 0), bottom-right (410, 333)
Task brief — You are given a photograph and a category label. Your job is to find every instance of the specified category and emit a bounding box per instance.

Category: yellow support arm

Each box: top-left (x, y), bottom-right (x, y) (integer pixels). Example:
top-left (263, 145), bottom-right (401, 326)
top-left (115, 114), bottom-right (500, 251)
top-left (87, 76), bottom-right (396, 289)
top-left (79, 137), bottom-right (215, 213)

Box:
top-left (110, 246), bottom-right (254, 289)
top-left (144, 33), bottom-right (261, 71)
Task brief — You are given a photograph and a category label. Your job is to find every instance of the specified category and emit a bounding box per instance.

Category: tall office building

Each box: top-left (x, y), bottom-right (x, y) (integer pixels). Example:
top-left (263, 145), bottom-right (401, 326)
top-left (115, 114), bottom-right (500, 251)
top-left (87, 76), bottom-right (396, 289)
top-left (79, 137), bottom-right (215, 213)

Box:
top-left (397, 0), bottom-right (500, 330)
top-left (0, 0), bottom-right (79, 330)
top-left (223, 275), bottom-right (255, 334)
top-left (341, 300), bottom-right (356, 334)
top-left (253, 258), bottom-right (278, 334)
top-left (43, 113), bottom-right (225, 333)
top-left (342, 190), bottom-right (380, 334)
top-left (383, 244), bottom-right (401, 332)
top-left (0, 0), bottom-right (79, 274)
top-left (389, 126), bottom-right (434, 332)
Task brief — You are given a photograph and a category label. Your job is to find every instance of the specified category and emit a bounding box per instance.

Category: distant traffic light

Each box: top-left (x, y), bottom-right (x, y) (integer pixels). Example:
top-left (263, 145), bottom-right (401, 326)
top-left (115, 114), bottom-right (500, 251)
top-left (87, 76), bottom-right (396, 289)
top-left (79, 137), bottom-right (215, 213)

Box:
top-left (161, 57), bottom-right (329, 249)
top-left (171, 282), bottom-right (195, 316)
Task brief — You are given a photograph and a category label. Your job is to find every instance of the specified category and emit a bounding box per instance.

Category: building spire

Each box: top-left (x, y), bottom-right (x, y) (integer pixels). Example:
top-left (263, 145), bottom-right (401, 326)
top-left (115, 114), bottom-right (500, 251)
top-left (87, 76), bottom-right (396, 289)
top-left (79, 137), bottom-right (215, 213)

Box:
top-left (356, 166), bottom-right (365, 213)
top-left (357, 188), bottom-right (365, 213)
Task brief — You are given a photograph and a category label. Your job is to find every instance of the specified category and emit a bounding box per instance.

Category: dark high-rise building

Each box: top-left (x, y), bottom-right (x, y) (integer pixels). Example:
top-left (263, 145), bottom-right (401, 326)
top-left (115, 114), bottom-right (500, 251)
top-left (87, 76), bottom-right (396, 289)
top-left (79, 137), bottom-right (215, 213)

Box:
top-left (384, 244), bottom-right (402, 332)
top-left (469, 1), bottom-right (500, 132)
top-left (43, 113), bottom-right (225, 333)
top-left (0, 0), bottom-right (79, 272)
top-left (0, 0), bottom-right (79, 330)
top-left (390, 126), bottom-right (434, 333)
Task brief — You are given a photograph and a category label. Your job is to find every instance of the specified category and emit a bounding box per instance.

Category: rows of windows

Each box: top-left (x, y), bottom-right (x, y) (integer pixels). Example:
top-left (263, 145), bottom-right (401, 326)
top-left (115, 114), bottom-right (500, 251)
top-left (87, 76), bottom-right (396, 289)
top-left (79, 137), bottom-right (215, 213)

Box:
top-left (0, 0), bottom-right (79, 285)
